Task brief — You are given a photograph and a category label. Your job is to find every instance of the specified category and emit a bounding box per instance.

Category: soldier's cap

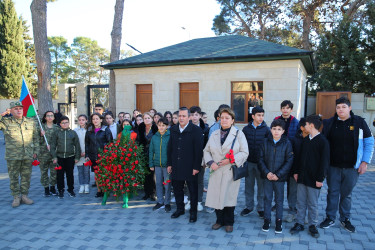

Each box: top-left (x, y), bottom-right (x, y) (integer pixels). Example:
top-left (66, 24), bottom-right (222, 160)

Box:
top-left (10, 101), bottom-right (23, 109)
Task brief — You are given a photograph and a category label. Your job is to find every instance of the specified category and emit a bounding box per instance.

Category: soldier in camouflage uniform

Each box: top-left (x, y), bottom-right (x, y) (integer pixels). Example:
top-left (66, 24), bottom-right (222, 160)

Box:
top-left (0, 102), bottom-right (40, 207)
top-left (39, 111), bottom-right (59, 196)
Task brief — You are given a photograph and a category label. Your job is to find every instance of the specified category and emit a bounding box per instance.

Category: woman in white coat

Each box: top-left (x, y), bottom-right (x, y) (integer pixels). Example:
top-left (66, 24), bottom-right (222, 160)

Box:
top-left (204, 108), bottom-right (249, 233)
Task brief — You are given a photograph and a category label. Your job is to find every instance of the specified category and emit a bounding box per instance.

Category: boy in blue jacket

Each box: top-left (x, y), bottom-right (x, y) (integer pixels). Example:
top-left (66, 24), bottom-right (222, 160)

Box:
top-left (149, 117), bottom-right (171, 212)
top-left (258, 119), bottom-right (293, 233)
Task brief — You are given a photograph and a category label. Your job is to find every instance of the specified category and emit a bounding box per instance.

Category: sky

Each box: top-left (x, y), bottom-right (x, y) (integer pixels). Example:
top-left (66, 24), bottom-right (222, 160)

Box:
top-left (14, 0), bottom-right (222, 54)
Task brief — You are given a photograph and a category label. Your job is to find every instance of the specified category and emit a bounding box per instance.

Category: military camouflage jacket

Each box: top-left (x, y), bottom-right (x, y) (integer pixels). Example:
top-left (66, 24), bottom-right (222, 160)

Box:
top-left (50, 128), bottom-right (81, 161)
top-left (40, 123), bottom-right (59, 156)
top-left (0, 116), bottom-right (40, 160)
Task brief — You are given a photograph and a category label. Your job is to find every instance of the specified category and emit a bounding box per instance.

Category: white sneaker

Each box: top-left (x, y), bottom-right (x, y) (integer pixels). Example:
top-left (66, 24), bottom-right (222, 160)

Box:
top-left (185, 201), bottom-right (191, 210)
top-left (197, 202), bottom-right (203, 212)
top-left (79, 185), bottom-right (84, 194)
top-left (183, 195), bottom-right (188, 204)
top-left (84, 184), bottom-right (89, 194)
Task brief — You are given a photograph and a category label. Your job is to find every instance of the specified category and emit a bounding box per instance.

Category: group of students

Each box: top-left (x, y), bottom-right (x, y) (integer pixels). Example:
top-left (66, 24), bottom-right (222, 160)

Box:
top-left (37, 97), bottom-right (374, 237)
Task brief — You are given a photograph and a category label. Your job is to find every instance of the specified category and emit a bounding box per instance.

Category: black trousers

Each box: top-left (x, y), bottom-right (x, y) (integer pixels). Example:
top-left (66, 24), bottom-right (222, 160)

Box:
top-left (57, 156), bottom-right (75, 193)
top-left (172, 178), bottom-right (198, 214)
top-left (215, 207), bottom-right (235, 226)
top-left (144, 170), bottom-right (155, 196)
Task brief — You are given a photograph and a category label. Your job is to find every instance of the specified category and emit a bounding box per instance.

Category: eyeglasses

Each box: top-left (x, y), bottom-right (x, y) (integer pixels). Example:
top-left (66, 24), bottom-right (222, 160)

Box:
top-left (46, 115), bottom-right (54, 117)
top-left (61, 122), bottom-right (69, 124)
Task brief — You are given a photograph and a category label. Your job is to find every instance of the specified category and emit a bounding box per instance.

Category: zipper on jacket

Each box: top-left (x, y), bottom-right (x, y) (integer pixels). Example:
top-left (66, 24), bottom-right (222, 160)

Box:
top-left (64, 130), bottom-right (67, 158)
top-left (160, 134), bottom-right (163, 167)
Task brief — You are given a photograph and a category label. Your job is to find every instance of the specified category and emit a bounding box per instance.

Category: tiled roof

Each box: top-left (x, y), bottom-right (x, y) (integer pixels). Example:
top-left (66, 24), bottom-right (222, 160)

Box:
top-left (103, 35), bottom-right (314, 74)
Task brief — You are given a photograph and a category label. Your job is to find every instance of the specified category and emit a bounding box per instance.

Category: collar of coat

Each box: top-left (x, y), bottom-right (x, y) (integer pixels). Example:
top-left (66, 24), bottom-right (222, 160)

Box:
top-left (211, 126), bottom-right (239, 149)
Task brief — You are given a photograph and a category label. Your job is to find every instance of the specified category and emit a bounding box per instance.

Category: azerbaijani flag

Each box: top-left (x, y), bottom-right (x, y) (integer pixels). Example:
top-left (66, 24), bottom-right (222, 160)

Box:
top-left (20, 77), bottom-right (36, 117)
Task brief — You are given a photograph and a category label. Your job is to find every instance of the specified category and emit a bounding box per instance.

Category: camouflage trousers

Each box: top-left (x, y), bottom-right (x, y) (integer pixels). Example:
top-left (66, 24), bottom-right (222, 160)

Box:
top-left (7, 160), bottom-right (33, 196)
top-left (39, 158), bottom-right (57, 187)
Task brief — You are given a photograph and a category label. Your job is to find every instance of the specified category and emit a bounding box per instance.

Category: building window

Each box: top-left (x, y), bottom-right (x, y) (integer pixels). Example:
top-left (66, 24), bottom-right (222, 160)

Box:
top-left (231, 81), bottom-right (263, 123)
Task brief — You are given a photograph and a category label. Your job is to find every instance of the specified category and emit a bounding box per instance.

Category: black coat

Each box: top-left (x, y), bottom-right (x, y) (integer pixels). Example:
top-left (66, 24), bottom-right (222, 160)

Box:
top-left (290, 131), bottom-right (304, 177)
top-left (258, 134), bottom-right (294, 182)
top-left (296, 134), bottom-right (330, 189)
top-left (167, 122), bottom-right (203, 181)
top-left (242, 121), bottom-right (270, 163)
top-left (137, 122), bottom-right (158, 157)
top-left (85, 126), bottom-right (113, 162)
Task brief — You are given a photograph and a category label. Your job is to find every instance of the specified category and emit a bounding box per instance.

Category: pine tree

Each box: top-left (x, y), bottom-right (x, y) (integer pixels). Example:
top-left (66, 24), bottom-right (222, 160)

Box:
top-left (310, 18), bottom-right (370, 94)
top-left (0, 0), bottom-right (26, 98)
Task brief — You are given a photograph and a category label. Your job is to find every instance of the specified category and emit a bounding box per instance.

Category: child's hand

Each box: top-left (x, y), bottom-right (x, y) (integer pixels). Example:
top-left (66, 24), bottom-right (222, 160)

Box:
top-left (167, 166), bottom-right (172, 174)
top-left (267, 172), bottom-right (274, 180)
top-left (272, 175), bottom-right (279, 181)
top-left (316, 181), bottom-right (323, 188)
top-left (218, 159), bottom-right (230, 167)
top-left (53, 159), bottom-right (57, 164)
top-left (211, 162), bottom-right (219, 171)
top-left (81, 152), bottom-right (85, 157)
top-left (150, 167), bottom-right (154, 171)
top-left (294, 174), bottom-right (298, 182)
top-left (75, 160), bottom-right (79, 163)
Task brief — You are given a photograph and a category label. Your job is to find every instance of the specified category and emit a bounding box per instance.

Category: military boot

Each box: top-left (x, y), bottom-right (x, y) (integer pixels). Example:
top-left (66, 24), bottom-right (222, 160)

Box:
top-left (21, 195), bottom-right (34, 205)
top-left (50, 186), bottom-right (57, 196)
top-left (44, 187), bottom-right (51, 197)
top-left (12, 196), bottom-right (21, 208)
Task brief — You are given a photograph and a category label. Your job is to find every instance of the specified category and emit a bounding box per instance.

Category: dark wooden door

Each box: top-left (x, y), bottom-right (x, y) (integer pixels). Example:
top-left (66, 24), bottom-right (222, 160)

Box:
top-left (136, 84), bottom-right (152, 113)
top-left (180, 82), bottom-right (199, 108)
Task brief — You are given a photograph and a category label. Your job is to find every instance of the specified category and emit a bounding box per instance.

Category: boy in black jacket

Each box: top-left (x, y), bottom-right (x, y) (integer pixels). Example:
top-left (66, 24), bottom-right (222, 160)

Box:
top-left (290, 115), bottom-right (329, 238)
top-left (241, 107), bottom-right (270, 218)
top-left (51, 116), bottom-right (81, 198)
top-left (258, 119), bottom-right (293, 233)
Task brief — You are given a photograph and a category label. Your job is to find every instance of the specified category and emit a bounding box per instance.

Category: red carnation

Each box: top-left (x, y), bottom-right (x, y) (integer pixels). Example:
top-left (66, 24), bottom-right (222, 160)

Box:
top-left (83, 160), bottom-right (92, 166)
top-left (32, 160), bottom-right (40, 166)
top-left (129, 148), bottom-right (133, 152)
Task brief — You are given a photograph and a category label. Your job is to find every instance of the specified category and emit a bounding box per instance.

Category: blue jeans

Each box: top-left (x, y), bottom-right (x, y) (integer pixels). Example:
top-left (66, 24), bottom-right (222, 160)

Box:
top-left (264, 180), bottom-right (285, 221)
top-left (244, 162), bottom-right (264, 211)
top-left (77, 165), bottom-right (90, 185)
top-left (155, 167), bottom-right (171, 205)
top-left (326, 166), bottom-right (359, 221)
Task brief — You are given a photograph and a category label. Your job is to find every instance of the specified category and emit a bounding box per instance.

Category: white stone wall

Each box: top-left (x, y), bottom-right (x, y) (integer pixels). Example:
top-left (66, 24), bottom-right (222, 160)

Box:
top-left (114, 59), bottom-right (308, 127)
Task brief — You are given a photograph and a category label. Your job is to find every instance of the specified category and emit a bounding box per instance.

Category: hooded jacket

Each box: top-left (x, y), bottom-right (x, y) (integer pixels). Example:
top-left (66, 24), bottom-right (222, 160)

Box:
top-left (258, 134), bottom-right (294, 182)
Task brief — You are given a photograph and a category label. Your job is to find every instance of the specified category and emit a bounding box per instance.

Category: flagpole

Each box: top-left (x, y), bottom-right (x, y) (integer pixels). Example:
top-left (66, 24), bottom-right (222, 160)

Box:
top-left (22, 76), bottom-right (49, 148)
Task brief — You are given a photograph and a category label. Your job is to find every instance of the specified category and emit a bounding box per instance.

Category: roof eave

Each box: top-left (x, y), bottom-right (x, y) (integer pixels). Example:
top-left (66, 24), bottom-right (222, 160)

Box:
top-left (102, 52), bottom-right (315, 75)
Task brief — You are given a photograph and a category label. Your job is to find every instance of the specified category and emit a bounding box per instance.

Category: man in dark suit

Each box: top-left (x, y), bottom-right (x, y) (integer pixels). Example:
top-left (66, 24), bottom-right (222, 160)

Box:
top-left (167, 107), bottom-right (203, 223)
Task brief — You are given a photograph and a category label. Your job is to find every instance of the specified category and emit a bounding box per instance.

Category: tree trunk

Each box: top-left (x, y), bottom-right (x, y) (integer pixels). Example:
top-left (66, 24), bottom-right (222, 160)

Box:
top-left (109, 0), bottom-right (125, 115)
top-left (30, 0), bottom-right (53, 115)
top-left (302, 12), bottom-right (312, 51)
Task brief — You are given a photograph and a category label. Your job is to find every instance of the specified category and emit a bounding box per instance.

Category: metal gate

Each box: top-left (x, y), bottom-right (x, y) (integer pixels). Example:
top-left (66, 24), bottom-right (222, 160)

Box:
top-left (87, 84), bottom-right (109, 116)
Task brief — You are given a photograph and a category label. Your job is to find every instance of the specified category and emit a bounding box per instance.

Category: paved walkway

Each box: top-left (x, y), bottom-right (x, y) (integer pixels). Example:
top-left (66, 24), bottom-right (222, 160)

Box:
top-left (0, 131), bottom-right (374, 249)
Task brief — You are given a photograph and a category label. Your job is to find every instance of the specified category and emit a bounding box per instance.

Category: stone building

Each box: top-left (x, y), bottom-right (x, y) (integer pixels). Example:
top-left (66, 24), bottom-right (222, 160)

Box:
top-left (103, 35), bottom-right (314, 126)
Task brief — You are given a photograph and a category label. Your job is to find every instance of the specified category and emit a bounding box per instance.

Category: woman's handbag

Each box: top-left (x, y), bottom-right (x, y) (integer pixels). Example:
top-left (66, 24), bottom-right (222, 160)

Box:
top-left (230, 130), bottom-right (248, 181)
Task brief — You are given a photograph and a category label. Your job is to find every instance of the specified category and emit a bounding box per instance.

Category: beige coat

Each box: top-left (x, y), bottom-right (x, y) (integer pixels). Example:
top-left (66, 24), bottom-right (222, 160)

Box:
top-left (204, 127), bottom-right (249, 209)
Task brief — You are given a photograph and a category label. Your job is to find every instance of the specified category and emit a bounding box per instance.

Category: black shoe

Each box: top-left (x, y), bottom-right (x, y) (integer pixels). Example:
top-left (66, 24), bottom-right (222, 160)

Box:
top-left (262, 219), bottom-right (270, 232)
top-left (290, 223), bottom-right (304, 235)
top-left (189, 213), bottom-right (197, 223)
top-left (258, 211), bottom-right (264, 219)
top-left (68, 190), bottom-right (76, 197)
top-left (320, 217), bottom-right (335, 229)
top-left (142, 194), bottom-right (150, 200)
top-left (95, 192), bottom-right (103, 198)
top-left (275, 219), bottom-right (283, 233)
top-left (341, 219), bottom-right (356, 233)
top-left (153, 203), bottom-right (164, 211)
top-left (271, 204), bottom-right (276, 212)
top-left (50, 186), bottom-right (57, 196)
top-left (308, 225), bottom-right (320, 238)
top-left (92, 183), bottom-right (97, 187)
top-left (44, 187), bottom-right (51, 197)
top-left (165, 204), bottom-right (171, 213)
top-left (240, 208), bottom-right (253, 216)
top-left (58, 191), bottom-right (64, 199)
top-left (171, 210), bottom-right (185, 218)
